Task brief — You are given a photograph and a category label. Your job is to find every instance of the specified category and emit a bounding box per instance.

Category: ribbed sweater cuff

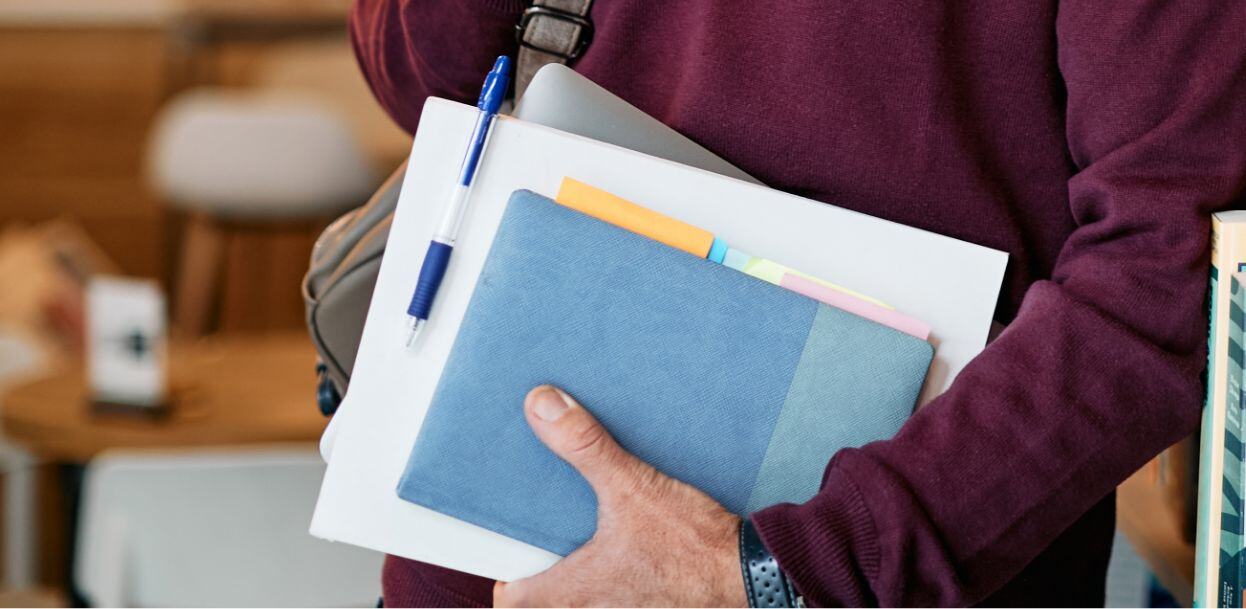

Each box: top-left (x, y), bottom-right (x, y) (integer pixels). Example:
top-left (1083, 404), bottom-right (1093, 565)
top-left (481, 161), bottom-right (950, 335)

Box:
top-left (751, 461), bottom-right (881, 607)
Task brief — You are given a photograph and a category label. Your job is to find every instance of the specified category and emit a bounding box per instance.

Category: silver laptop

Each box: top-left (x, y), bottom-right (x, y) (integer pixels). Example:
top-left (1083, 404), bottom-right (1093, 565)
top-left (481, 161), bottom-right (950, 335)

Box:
top-left (514, 64), bottom-right (762, 185)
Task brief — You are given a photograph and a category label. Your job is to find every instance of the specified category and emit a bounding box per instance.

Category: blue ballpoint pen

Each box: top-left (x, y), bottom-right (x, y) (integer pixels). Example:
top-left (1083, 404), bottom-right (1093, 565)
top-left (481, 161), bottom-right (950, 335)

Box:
top-left (405, 55), bottom-right (511, 348)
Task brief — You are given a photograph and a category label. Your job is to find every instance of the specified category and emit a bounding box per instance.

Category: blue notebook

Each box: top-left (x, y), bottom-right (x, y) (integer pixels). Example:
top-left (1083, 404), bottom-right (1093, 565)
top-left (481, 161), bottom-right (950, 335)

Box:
top-left (398, 190), bottom-right (933, 556)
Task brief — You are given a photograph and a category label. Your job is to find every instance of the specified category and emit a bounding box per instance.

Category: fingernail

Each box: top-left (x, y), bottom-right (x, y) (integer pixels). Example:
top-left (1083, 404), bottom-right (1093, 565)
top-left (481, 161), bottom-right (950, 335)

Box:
top-left (529, 386), bottom-right (573, 422)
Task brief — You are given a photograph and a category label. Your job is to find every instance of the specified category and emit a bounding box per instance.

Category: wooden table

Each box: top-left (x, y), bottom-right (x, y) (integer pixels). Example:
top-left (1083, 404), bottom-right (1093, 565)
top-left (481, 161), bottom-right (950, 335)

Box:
top-left (2, 332), bottom-right (326, 461)
top-left (0, 331), bottom-right (328, 592)
top-left (1117, 448), bottom-right (1197, 607)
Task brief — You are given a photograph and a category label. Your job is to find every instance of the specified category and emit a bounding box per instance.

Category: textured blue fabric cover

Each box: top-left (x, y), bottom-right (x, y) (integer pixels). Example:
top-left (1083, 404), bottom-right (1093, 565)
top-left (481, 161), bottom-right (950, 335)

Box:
top-left (745, 304), bottom-right (933, 511)
top-left (397, 190), bottom-right (930, 556)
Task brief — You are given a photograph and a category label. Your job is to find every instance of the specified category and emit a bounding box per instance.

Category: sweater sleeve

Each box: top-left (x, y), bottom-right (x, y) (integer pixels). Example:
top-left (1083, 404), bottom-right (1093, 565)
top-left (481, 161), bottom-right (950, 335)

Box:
top-left (752, 1), bottom-right (1246, 606)
top-left (349, 0), bottom-right (526, 135)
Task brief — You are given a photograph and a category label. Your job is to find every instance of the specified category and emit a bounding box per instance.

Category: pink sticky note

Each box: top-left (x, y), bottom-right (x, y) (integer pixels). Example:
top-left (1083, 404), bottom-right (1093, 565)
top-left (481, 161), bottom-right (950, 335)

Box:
top-left (780, 273), bottom-right (931, 341)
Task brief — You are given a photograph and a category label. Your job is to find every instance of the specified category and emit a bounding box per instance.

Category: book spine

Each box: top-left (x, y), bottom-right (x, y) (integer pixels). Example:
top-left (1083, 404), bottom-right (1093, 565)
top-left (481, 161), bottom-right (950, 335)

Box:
top-left (1196, 216), bottom-right (1246, 607)
top-left (1221, 275), bottom-right (1246, 607)
top-left (1197, 220), bottom-right (1223, 607)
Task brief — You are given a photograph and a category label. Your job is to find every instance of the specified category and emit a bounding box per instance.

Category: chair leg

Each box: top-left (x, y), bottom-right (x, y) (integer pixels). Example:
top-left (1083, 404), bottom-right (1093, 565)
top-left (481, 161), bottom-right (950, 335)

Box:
top-left (173, 212), bottom-right (224, 337)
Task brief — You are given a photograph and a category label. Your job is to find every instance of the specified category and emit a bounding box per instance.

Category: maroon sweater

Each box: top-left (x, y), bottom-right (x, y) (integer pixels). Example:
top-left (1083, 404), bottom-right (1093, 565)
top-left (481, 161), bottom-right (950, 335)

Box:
top-left (350, 1), bottom-right (1246, 605)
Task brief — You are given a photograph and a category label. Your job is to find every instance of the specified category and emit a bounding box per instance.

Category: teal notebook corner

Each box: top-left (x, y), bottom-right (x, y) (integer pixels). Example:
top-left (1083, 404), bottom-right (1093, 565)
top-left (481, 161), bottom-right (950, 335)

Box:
top-left (398, 189), bottom-right (932, 556)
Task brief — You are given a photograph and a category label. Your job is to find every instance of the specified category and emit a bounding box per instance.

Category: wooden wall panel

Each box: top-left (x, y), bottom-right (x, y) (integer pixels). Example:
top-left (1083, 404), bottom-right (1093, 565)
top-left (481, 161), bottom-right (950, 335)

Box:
top-left (0, 27), bottom-right (170, 278)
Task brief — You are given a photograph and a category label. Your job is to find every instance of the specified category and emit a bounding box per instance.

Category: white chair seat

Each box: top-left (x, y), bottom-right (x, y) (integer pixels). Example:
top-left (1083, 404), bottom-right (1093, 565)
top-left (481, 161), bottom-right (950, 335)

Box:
top-left (75, 446), bottom-right (382, 607)
top-left (147, 90), bottom-right (379, 220)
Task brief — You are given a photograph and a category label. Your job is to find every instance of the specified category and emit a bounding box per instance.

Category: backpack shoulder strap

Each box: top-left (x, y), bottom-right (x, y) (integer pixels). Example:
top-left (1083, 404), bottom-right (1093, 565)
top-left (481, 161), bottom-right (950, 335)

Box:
top-left (514, 0), bottom-right (595, 99)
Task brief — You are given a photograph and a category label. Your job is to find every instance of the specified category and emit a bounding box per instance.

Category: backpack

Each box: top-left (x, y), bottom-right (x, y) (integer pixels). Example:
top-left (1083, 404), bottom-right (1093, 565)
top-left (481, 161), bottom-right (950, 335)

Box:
top-left (303, 0), bottom-right (594, 414)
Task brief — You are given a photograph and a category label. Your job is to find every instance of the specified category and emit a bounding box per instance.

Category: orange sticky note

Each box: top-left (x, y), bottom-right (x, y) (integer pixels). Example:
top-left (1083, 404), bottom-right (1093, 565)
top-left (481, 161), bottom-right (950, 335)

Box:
top-left (555, 178), bottom-right (715, 258)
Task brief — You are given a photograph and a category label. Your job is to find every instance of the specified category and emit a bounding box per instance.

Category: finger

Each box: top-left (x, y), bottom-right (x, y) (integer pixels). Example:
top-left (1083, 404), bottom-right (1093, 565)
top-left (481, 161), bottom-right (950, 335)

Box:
top-left (524, 385), bottom-right (651, 498)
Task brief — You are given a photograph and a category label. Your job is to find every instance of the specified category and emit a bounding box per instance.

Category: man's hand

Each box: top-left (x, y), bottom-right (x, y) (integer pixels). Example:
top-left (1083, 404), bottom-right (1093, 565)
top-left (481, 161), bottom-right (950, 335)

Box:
top-left (493, 385), bottom-right (748, 608)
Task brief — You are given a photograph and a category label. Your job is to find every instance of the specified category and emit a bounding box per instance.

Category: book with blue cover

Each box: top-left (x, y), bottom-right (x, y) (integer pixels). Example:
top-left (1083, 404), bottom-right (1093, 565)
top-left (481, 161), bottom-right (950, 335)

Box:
top-left (1221, 273), bottom-right (1246, 606)
top-left (1196, 212), bottom-right (1246, 607)
top-left (396, 189), bottom-right (934, 556)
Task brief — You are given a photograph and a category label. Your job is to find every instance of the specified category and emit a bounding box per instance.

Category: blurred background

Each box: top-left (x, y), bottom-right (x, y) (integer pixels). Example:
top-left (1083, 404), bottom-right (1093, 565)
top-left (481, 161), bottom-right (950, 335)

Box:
top-left (0, 0), bottom-right (1200, 607)
top-left (0, 0), bottom-right (405, 605)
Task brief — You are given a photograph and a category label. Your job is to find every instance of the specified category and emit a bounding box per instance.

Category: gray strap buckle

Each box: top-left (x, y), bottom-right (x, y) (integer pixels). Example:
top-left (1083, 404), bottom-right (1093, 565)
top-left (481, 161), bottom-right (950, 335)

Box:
top-left (515, 6), bottom-right (594, 61)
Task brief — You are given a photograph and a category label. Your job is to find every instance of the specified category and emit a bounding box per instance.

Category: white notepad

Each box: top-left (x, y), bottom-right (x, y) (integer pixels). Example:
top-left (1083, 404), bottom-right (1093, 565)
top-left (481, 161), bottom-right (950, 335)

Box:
top-left (310, 97), bottom-right (1008, 581)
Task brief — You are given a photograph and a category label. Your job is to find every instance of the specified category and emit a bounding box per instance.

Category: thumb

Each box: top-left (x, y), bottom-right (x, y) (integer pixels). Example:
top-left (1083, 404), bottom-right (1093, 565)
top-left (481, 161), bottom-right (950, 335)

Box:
top-left (524, 385), bottom-right (650, 498)
top-left (492, 580), bottom-right (523, 608)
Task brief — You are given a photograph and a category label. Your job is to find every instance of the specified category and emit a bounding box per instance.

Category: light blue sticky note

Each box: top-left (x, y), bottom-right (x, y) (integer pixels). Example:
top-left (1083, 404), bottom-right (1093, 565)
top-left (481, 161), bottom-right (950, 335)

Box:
top-left (722, 247), bottom-right (752, 271)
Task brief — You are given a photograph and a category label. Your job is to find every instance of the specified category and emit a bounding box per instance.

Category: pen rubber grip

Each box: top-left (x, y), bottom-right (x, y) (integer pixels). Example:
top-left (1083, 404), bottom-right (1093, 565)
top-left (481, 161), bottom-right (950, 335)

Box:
top-left (407, 241), bottom-right (453, 319)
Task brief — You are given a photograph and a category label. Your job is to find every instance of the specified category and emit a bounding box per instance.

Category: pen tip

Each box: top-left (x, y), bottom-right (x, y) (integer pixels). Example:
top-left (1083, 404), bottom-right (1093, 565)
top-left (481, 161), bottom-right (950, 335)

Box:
top-left (406, 319), bottom-right (425, 349)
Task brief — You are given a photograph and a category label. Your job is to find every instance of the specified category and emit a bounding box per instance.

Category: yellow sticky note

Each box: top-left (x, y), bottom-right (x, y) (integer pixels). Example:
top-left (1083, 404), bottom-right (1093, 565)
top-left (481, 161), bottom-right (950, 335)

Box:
top-left (556, 178), bottom-right (715, 258)
top-left (741, 258), bottom-right (789, 285)
top-left (742, 258), bottom-right (894, 310)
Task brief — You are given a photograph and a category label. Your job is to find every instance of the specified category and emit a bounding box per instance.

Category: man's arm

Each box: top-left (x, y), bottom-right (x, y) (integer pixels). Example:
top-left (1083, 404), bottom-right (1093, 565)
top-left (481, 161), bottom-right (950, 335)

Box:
top-left (350, 0), bottom-right (525, 134)
top-left (753, 0), bottom-right (1246, 605)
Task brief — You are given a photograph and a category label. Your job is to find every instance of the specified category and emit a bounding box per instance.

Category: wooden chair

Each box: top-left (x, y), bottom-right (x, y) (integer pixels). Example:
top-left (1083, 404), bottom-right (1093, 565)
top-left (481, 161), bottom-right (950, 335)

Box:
top-left (147, 88), bottom-right (377, 336)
